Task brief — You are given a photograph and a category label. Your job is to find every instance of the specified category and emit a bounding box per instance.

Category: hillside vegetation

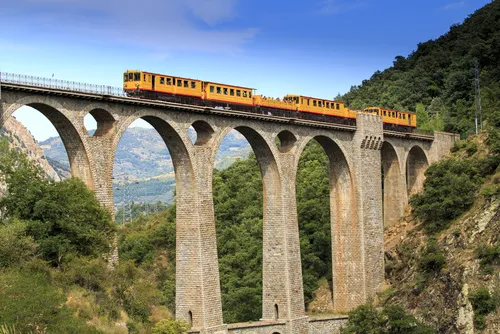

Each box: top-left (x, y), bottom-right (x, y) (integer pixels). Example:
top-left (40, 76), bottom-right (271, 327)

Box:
top-left (340, 0), bottom-right (500, 136)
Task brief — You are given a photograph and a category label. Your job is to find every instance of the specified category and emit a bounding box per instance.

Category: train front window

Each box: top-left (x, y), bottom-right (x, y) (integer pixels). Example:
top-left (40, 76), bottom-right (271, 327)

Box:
top-left (124, 74), bottom-right (129, 82)
top-left (134, 73), bottom-right (140, 81)
top-left (128, 73), bottom-right (134, 81)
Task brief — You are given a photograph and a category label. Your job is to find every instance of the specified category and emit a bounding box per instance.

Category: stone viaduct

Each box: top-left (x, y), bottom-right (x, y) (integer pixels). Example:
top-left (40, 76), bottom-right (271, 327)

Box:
top-left (0, 75), bottom-right (458, 334)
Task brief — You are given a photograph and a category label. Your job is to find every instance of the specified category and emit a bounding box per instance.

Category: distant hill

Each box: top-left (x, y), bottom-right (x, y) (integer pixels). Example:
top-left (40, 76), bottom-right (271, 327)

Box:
top-left (40, 127), bottom-right (251, 205)
top-left (339, 0), bottom-right (500, 137)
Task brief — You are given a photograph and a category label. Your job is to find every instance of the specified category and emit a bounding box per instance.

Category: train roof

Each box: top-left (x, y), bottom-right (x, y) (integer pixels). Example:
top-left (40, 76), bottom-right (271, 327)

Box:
top-left (287, 94), bottom-right (346, 104)
top-left (125, 70), bottom-right (255, 90)
top-left (365, 106), bottom-right (416, 115)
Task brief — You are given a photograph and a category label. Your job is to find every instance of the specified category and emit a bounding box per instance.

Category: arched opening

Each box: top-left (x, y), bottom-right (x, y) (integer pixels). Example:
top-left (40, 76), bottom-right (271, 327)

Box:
top-left (2, 103), bottom-right (92, 187)
top-left (190, 120), bottom-right (214, 146)
top-left (275, 130), bottom-right (297, 153)
top-left (381, 142), bottom-right (404, 228)
top-left (212, 126), bottom-right (281, 323)
top-left (295, 139), bottom-right (333, 314)
top-left (111, 115), bottom-right (196, 323)
top-left (112, 118), bottom-right (175, 222)
top-left (406, 146), bottom-right (429, 196)
top-left (298, 136), bottom-right (361, 313)
top-left (84, 108), bottom-right (115, 137)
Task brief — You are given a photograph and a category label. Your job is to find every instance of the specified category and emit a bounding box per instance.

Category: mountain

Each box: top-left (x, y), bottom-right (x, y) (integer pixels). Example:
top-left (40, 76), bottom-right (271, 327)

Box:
top-left (0, 117), bottom-right (61, 182)
top-left (40, 127), bottom-right (251, 205)
top-left (339, 0), bottom-right (500, 137)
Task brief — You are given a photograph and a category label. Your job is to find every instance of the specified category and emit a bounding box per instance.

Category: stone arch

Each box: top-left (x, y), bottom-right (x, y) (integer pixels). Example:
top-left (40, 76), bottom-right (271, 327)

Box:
top-left (113, 111), bottom-right (201, 325)
top-left (295, 135), bottom-right (361, 312)
top-left (276, 130), bottom-right (297, 153)
top-left (212, 125), bottom-right (284, 321)
top-left (190, 120), bottom-right (214, 146)
top-left (80, 103), bottom-right (116, 137)
top-left (406, 145), bottom-right (429, 196)
top-left (381, 141), bottom-right (405, 228)
top-left (3, 96), bottom-right (95, 189)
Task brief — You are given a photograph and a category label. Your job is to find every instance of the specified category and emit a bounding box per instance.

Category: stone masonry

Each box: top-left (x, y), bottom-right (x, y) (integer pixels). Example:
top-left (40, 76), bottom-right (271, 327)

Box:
top-left (0, 84), bottom-right (458, 333)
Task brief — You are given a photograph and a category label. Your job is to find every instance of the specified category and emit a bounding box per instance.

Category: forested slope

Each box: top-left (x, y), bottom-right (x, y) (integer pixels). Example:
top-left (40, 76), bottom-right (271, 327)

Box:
top-left (340, 0), bottom-right (500, 136)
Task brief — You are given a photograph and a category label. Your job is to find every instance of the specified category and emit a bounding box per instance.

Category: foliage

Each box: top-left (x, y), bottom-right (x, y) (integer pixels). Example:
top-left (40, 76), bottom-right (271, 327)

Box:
top-left (340, 1), bottom-right (500, 138)
top-left (0, 219), bottom-right (37, 268)
top-left (0, 270), bottom-right (99, 333)
top-left (213, 155), bottom-right (263, 323)
top-left (341, 303), bottom-right (435, 334)
top-left (410, 158), bottom-right (483, 234)
top-left (296, 140), bottom-right (332, 306)
top-left (419, 238), bottom-right (446, 277)
top-left (469, 287), bottom-right (499, 330)
top-left (152, 319), bottom-right (189, 334)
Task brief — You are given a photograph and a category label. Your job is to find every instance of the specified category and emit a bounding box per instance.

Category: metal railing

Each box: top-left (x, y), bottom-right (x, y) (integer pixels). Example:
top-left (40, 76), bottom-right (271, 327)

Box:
top-left (0, 72), bottom-right (127, 97)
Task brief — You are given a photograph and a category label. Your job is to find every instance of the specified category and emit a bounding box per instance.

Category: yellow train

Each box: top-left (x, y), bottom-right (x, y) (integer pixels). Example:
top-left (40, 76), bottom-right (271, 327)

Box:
top-left (123, 70), bottom-right (416, 131)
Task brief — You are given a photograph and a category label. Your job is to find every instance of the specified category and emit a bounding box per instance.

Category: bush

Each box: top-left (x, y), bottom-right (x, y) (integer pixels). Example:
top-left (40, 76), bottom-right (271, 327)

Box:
top-left (410, 158), bottom-right (482, 234)
top-left (419, 238), bottom-right (446, 276)
top-left (0, 270), bottom-right (99, 333)
top-left (0, 219), bottom-right (37, 268)
top-left (341, 303), bottom-right (434, 333)
top-left (152, 319), bottom-right (189, 334)
top-left (469, 287), bottom-right (499, 330)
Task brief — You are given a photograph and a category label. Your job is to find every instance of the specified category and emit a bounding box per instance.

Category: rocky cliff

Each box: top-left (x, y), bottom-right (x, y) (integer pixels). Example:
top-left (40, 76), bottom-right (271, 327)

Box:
top-left (1, 117), bottom-right (62, 181)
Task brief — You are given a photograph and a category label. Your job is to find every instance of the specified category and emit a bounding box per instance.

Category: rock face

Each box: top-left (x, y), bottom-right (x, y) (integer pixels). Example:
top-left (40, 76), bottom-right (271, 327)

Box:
top-left (384, 199), bottom-right (500, 334)
top-left (2, 117), bottom-right (62, 181)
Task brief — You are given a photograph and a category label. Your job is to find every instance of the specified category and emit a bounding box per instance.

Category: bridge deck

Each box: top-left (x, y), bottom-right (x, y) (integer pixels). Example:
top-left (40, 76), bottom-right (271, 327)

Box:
top-left (1, 80), bottom-right (434, 140)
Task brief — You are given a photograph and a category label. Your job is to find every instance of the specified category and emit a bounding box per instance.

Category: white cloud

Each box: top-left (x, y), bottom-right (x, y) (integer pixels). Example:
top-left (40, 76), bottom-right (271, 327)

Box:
top-left (6, 0), bottom-right (257, 53)
top-left (441, 1), bottom-right (466, 10)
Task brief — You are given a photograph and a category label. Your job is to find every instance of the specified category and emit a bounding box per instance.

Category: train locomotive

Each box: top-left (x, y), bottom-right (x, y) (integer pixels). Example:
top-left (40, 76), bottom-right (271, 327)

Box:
top-left (123, 70), bottom-right (416, 132)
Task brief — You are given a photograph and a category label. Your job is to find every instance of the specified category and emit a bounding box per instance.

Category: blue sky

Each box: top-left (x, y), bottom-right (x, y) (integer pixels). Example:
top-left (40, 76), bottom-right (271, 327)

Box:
top-left (1, 0), bottom-right (492, 140)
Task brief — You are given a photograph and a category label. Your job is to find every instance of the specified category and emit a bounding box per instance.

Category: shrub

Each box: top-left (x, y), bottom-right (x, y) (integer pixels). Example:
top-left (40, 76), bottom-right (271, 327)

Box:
top-left (152, 319), bottom-right (189, 334)
top-left (419, 238), bottom-right (446, 276)
top-left (0, 219), bottom-right (37, 268)
top-left (410, 158), bottom-right (481, 234)
top-left (469, 287), bottom-right (499, 330)
top-left (341, 303), bottom-right (435, 333)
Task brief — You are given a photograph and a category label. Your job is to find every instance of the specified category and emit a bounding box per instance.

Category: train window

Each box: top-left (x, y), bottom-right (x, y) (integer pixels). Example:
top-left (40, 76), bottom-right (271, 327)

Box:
top-left (249, 91), bottom-right (252, 98)
top-left (403, 114), bottom-right (406, 119)
top-left (184, 80), bottom-right (188, 88)
top-left (243, 91), bottom-right (248, 97)
top-left (326, 102), bottom-right (330, 108)
top-left (230, 89), bottom-right (234, 96)
top-left (223, 88), bottom-right (228, 95)
top-left (236, 90), bottom-right (241, 96)
top-left (160, 77), bottom-right (165, 84)
top-left (383, 110), bottom-right (387, 116)
top-left (210, 85), bottom-right (214, 93)
top-left (133, 73), bottom-right (140, 81)
top-left (216, 87), bottom-right (221, 94)
top-left (167, 78), bottom-right (172, 85)
top-left (336, 104), bottom-right (340, 110)
top-left (143, 74), bottom-right (146, 81)
top-left (177, 80), bottom-right (182, 87)
top-left (124, 74), bottom-right (129, 82)
top-left (313, 100), bottom-right (316, 107)
top-left (301, 98), bottom-right (303, 104)
top-left (319, 101), bottom-right (323, 107)
top-left (307, 99), bottom-right (310, 106)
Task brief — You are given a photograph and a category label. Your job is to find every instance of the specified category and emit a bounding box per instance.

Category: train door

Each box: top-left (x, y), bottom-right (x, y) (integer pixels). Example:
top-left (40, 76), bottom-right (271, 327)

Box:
top-left (151, 75), bottom-right (156, 91)
top-left (408, 114), bottom-right (412, 126)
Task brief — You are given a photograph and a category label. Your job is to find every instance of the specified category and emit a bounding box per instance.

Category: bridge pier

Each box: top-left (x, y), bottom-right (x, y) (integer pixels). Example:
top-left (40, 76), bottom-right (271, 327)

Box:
top-left (353, 114), bottom-right (384, 301)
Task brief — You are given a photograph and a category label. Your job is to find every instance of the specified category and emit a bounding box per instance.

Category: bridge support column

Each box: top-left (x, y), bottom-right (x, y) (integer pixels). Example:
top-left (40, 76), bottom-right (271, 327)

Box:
top-left (262, 152), bottom-right (308, 333)
top-left (176, 145), bottom-right (226, 334)
top-left (86, 136), bottom-right (115, 211)
top-left (353, 114), bottom-right (384, 302)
